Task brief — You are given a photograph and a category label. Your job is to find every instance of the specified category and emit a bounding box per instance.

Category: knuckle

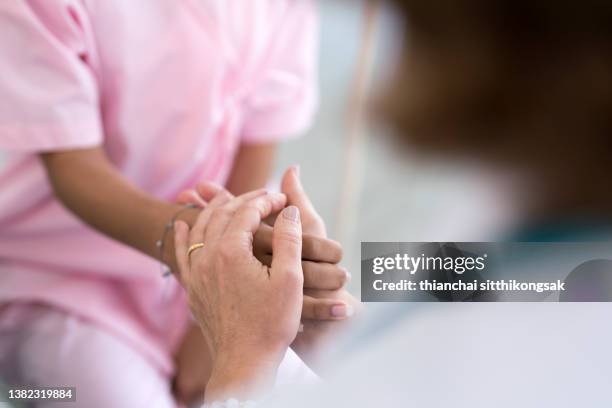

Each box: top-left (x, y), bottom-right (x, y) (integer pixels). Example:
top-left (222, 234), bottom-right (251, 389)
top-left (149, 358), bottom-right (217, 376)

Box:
top-left (238, 206), bottom-right (261, 224)
top-left (192, 216), bottom-right (207, 232)
top-left (242, 203), bottom-right (263, 217)
top-left (211, 207), bottom-right (224, 219)
top-left (188, 227), bottom-right (202, 242)
top-left (217, 190), bottom-right (232, 201)
top-left (303, 235), bottom-right (320, 257)
top-left (210, 193), bottom-right (227, 206)
top-left (214, 207), bottom-right (233, 218)
top-left (217, 242), bottom-right (235, 260)
top-left (302, 299), bottom-right (314, 318)
top-left (301, 261), bottom-right (314, 283)
top-left (252, 197), bottom-right (272, 214)
top-left (285, 268), bottom-right (303, 287)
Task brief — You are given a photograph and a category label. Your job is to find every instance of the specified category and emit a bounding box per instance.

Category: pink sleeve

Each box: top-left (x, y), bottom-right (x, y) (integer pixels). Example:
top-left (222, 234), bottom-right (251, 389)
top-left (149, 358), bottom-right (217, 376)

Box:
top-left (0, 0), bottom-right (102, 152)
top-left (241, 1), bottom-right (319, 144)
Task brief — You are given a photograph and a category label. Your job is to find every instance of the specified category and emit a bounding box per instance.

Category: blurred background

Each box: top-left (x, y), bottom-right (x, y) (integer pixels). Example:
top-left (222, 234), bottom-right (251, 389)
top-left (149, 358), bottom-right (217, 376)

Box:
top-left (274, 0), bottom-right (515, 295)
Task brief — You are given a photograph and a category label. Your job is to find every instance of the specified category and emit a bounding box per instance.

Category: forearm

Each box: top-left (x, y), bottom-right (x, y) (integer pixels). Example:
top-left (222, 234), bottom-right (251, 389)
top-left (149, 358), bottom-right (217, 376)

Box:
top-left (225, 143), bottom-right (277, 196)
top-left (40, 147), bottom-right (199, 273)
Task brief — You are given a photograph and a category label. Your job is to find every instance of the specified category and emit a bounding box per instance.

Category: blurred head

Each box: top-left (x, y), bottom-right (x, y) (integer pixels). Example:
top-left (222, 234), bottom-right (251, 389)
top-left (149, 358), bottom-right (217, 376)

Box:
top-left (379, 0), bottom-right (612, 218)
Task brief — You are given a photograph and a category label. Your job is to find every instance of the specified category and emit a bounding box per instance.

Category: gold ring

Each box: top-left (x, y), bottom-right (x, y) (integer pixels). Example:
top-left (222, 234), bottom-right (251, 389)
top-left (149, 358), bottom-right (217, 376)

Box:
top-left (187, 243), bottom-right (205, 258)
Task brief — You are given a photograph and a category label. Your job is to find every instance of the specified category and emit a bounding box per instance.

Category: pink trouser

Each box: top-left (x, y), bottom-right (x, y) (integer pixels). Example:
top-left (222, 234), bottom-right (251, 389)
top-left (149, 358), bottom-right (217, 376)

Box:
top-left (0, 303), bottom-right (317, 408)
top-left (0, 303), bottom-right (176, 408)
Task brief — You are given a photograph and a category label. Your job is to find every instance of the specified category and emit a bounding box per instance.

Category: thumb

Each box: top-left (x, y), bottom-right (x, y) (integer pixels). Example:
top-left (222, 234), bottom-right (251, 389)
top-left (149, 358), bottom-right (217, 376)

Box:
top-left (281, 166), bottom-right (326, 236)
top-left (271, 206), bottom-right (303, 283)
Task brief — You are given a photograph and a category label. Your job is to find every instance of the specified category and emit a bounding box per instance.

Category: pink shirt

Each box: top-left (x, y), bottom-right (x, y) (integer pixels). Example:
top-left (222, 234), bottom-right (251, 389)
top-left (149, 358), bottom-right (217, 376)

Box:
top-left (0, 0), bottom-right (317, 375)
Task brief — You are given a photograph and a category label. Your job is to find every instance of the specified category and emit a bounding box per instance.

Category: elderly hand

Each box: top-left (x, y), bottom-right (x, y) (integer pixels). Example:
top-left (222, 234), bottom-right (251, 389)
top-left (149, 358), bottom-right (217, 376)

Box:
top-left (174, 191), bottom-right (304, 401)
top-left (172, 180), bottom-right (353, 402)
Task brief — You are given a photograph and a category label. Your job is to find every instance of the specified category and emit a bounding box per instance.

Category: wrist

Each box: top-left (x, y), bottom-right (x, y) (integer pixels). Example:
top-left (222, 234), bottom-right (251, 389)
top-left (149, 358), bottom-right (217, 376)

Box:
top-left (173, 205), bottom-right (200, 227)
top-left (205, 346), bottom-right (286, 403)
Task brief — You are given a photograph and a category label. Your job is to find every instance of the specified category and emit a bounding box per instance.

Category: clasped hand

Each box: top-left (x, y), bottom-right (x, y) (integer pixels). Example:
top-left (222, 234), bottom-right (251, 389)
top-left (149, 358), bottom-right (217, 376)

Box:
top-left (172, 168), bottom-right (360, 402)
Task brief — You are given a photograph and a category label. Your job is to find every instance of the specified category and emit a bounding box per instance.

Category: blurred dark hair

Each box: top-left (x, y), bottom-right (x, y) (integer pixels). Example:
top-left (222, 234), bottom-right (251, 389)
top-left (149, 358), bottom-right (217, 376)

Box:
top-left (381, 0), bottom-right (612, 167)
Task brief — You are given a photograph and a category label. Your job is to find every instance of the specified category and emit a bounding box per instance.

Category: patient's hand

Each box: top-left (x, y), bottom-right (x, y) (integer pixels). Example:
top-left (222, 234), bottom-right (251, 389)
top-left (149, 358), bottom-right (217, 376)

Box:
top-left (280, 167), bottom-right (361, 367)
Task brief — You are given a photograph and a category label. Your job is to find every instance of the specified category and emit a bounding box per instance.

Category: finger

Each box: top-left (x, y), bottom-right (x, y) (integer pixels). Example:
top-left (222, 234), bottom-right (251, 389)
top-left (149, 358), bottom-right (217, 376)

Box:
top-left (258, 254), bottom-right (349, 289)
top-left (258, 253), bottom-right (273, 267)
top-left (304, 288), bottom-right (362, 317)
top-left (269, 206), bottom-right (303, 284)
top-left (254, 227), bottom-right (343, 263)
top-left (223, 193), bottom-right (288, 243)
top-left (205, 190), bottom-right (274, 242)
top-left (281, 166), bottom-right (326, 236)
top-left (301, 234), bottom-right (343, 263)
top-left (281, 166), bottom-right (311, 209)
top-left (189, 189), bottom-right (232, 245)
top-left (301, 296), bottom-right (354, 320)
top-left (176, 189), bottom-right (207, 207)
top-left (223, 189), bottom-right (281, 213)
top-left (196, 182), bottom-right (228, 202)
top-left (302, 261), bottom-right (350, 290)
top-left (253, 223), bottom-right (274, 255)
top-left (173, 220), bottom-right (191, 281)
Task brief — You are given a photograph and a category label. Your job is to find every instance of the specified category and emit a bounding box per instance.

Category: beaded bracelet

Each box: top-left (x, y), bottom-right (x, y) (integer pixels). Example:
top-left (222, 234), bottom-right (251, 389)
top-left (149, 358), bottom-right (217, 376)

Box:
top-left (157, 203), bottom-right (197, 277)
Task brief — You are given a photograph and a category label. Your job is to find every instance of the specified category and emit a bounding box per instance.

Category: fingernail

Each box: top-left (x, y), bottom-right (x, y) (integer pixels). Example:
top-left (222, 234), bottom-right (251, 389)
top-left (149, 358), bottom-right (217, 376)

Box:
top-left (331, 304), bottom-right (354, 318)
top-left (343, 268), bottom-right (352, 282)
top-left (283, 206), bottom-right (299, 221)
